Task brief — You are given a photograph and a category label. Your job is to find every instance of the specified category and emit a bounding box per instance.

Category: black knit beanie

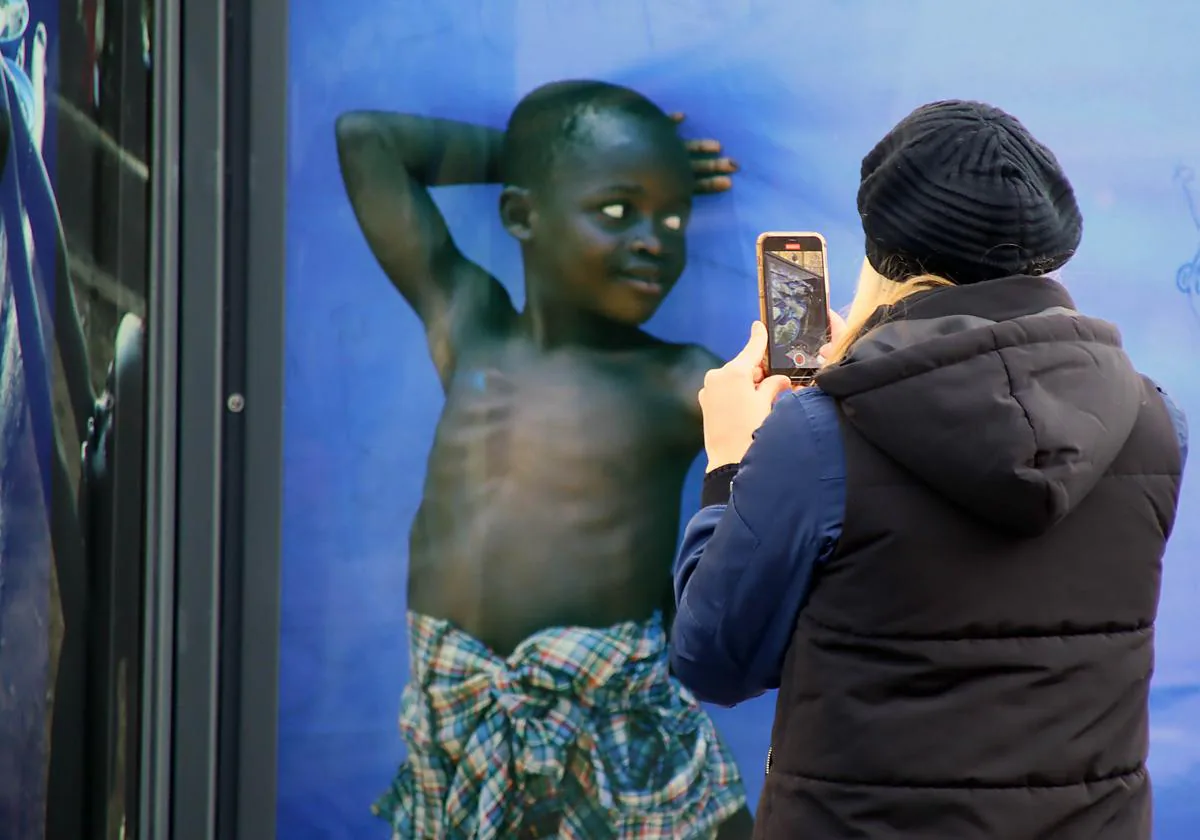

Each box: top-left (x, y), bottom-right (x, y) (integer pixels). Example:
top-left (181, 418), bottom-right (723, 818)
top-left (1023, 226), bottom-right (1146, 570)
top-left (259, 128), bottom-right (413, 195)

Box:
top-left (858, 100), bottom-right (1082, 285)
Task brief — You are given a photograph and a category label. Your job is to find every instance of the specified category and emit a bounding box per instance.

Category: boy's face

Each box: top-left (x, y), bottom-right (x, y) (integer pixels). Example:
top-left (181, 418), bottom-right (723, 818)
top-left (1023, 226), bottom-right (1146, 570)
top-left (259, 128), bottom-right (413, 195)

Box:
top-left (525, 113), bottom-right (694, 326)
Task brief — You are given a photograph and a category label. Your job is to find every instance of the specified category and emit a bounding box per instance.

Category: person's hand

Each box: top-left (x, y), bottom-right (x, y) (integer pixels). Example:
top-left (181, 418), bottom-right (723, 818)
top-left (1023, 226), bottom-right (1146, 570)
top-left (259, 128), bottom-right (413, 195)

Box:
top-left (671, 113), bottom-right (738, 194)
top-left (698, 322), bottom-right (793, 471)
top-left (818, 308), bottom-right (849, 364)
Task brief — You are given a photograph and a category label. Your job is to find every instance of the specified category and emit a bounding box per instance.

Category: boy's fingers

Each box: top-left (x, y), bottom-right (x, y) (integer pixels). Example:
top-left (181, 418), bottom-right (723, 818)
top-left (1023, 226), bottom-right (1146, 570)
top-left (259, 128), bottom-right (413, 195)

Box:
top-left (691, 157), bottom-right (738, 175)
top-left (695, 176), bottom-right (733, 194)
top-left (685, 138), bottom-right (722, 154)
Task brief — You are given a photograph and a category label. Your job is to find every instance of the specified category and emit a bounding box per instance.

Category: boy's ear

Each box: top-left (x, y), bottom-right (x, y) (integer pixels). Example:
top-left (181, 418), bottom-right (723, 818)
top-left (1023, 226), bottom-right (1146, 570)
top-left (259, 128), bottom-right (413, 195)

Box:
top-left (499, 186), bottom-right (536, 242)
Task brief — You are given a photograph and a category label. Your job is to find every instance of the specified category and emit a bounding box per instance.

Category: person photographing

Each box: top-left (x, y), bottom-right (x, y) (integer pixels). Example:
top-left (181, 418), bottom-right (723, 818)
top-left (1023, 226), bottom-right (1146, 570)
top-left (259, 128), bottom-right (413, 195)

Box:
top-left (671, 100), bottom-right (1188, 839)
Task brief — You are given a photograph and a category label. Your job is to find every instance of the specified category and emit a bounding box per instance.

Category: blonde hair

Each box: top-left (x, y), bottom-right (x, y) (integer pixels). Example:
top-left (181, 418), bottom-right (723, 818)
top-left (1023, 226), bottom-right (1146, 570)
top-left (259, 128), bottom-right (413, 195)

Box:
top-left (823, 258), bottom-right (954, 364)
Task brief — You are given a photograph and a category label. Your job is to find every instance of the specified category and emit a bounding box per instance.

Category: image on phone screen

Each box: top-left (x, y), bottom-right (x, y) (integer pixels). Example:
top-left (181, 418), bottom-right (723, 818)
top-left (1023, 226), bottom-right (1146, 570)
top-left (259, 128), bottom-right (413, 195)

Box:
top-left (763, 247), bottom-right (828, 372)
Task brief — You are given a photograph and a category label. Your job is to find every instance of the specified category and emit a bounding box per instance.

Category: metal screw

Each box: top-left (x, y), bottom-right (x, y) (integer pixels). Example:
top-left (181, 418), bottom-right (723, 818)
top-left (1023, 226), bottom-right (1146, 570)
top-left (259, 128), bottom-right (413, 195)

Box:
top-left (227, 393), bottom-right (245, 413)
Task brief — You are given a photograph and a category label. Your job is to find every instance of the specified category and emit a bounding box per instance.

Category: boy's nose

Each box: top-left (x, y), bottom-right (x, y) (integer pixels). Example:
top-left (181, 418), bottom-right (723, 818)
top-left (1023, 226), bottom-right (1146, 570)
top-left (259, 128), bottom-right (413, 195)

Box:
top-left (631, 226), bottom-right (663, 255)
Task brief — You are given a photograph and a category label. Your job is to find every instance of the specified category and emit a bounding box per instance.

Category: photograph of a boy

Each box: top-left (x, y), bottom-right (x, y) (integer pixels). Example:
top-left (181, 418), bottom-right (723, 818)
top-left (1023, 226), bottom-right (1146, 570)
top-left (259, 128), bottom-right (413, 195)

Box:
top-left (336, 79), bottom-right (752, 838)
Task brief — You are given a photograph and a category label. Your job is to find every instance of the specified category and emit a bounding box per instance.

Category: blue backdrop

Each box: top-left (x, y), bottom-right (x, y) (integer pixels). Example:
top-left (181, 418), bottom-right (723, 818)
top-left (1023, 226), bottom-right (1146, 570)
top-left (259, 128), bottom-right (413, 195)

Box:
top-left (280, 2), bottom-right (1200, 836)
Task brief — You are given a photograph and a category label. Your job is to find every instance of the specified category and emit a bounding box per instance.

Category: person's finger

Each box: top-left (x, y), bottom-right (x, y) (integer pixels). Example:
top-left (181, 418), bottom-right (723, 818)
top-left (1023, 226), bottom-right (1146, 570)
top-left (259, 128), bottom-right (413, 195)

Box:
top-left (670, 112), bottom-right (686, 124)
top-left (758, 374), bottom-right (794, 402)
top-left (684, 138), bottom-right (722, 155)
top-left (751, 361), bottom-right (766, 385)
top-left (731, 321), bottom-right (769, 368)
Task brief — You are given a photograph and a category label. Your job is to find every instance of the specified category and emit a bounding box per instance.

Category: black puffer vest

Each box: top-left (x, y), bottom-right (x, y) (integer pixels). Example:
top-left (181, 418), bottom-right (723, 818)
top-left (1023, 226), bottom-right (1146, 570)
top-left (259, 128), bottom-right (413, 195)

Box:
top-left (754, 277), bottom-right (1183, 839)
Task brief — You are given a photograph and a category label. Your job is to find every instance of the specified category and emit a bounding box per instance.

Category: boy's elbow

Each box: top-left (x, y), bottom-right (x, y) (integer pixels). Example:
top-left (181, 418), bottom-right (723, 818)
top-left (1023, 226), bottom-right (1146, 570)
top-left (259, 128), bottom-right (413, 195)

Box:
top-left (334, 112), bottom-right (372, 148)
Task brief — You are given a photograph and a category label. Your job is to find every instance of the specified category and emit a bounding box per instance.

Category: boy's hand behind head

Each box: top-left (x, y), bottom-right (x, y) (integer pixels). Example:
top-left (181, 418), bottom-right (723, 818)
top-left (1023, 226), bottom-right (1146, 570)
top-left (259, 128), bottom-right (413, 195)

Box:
top-left (671, 113), bottom-right (738, 194)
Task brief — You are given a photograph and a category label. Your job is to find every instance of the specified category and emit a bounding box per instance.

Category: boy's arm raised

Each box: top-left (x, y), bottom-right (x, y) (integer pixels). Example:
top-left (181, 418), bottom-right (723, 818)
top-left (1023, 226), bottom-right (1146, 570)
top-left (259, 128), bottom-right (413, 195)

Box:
top-left (335, 112), bottom-right (514, 381)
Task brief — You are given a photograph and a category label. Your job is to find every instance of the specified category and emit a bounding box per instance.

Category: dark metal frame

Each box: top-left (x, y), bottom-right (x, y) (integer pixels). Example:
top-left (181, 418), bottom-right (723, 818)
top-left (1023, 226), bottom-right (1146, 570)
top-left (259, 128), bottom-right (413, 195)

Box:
top-left (79, 313), bottom-right (146, 840)
top-left (139, 0), bottom-right (288, 836)
top-left (220, 0), bottom-right (288, 835)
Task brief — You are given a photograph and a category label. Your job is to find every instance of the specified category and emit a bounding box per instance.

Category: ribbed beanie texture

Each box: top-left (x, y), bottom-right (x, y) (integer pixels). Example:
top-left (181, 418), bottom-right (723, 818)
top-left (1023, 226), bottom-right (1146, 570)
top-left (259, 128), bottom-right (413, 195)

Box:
top-left (858, 100), bottom-right (1083, 285)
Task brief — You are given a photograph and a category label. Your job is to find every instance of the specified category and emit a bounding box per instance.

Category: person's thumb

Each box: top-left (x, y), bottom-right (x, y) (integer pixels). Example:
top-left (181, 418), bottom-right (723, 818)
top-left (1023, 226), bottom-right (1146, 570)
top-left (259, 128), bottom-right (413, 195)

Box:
top-left (828, 308), bottom-right (848, 343)
top-left (731, 321), bottom-right (769, 369)
top-left (819, 309), bottom-right (849, 364)
top-left (759, 374), bottom-right (793, 403)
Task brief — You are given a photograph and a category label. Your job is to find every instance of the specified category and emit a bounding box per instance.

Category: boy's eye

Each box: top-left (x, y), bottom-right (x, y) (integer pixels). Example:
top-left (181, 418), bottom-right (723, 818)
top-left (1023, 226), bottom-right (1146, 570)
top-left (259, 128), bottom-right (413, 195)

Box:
top-left (600, 203), bottom-right (626, 220)
top-left (663, 215), bottom-right (683, 231)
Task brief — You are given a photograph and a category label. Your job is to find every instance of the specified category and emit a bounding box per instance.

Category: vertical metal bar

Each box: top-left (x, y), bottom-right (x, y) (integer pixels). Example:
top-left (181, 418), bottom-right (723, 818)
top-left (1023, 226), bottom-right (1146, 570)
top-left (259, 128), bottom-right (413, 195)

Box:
top-left (169, 0), bottom-right (227, 837)
top-left (137, 0), bottom-right (180, 835)
top-left (146, 0), bottom-right (287, 835)
top-left (215, 0), bottom-right (249, 833)
top-left (230, 0), bottom-right (288, 834)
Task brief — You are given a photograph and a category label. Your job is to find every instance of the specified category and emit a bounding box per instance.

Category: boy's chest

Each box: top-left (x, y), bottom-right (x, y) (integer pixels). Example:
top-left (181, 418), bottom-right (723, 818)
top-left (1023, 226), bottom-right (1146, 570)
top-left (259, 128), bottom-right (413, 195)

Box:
top-left (441, 349), bottom-right (700, 459)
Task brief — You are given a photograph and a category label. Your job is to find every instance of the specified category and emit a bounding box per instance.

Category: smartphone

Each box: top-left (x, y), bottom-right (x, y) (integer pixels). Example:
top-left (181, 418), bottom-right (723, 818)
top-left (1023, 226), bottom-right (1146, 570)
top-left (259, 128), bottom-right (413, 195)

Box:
top-left (756, 231), bottom-right (831, 381)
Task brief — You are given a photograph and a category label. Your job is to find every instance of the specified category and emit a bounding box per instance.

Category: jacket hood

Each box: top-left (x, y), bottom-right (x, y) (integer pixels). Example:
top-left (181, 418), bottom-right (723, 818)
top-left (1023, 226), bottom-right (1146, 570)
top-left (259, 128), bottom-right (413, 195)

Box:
top-left (816, 275), bottom-right (1145, 537)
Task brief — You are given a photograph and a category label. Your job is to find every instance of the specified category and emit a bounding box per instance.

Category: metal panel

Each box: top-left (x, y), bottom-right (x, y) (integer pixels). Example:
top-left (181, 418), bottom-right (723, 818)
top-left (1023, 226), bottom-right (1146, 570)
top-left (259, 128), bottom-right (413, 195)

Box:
top-left (137, 0), bottom-right (180, 835)
top-left (144, 0), bottom-right (288, 835)
top-left (172, 0), bottom-right (227, 826)
top-left (219, 0), bottom-right (287, 835)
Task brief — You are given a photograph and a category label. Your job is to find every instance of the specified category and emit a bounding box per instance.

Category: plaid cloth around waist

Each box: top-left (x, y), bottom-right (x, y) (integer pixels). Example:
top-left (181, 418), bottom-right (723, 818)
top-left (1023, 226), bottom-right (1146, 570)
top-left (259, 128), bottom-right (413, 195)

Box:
top-left (373, 611), bottom-right (746, 839)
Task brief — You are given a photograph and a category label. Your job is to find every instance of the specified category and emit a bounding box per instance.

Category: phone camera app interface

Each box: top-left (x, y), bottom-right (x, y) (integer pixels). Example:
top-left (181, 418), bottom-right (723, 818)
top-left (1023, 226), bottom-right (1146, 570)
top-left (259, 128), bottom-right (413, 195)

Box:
top-left (765, 249), bottom-right (826, 370)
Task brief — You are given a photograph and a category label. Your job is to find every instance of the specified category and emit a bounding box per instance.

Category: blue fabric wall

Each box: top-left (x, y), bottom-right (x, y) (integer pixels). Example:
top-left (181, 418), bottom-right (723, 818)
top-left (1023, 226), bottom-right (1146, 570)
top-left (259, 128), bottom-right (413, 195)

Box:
top-left (281, 3), bottom-right (1200, 835)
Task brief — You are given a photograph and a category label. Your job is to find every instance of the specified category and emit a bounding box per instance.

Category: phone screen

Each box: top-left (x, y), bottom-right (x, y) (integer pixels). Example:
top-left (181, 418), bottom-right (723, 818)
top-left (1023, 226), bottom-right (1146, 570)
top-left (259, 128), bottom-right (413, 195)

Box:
top-left (760, 236), bottom-right (830, 376)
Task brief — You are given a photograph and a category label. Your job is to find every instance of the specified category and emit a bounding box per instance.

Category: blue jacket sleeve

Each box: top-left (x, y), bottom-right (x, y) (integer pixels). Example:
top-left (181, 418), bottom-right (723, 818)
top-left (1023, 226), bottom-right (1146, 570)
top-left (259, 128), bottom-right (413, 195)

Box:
top-left (1154, 384), bottom-right (1189, 469)
top-left (670, 388), bottom-right (845, 707)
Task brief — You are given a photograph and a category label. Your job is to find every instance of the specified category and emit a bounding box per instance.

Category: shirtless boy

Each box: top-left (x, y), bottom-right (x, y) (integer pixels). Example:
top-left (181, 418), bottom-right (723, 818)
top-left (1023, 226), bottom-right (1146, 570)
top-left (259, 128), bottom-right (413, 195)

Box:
top-left (336, 80), bottom-right (751, 839)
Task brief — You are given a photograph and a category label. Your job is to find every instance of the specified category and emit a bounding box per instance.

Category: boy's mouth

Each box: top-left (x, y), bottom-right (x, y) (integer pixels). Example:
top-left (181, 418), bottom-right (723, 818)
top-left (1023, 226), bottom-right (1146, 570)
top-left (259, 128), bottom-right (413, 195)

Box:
top-left (617, 267), bottom-right (667, 296)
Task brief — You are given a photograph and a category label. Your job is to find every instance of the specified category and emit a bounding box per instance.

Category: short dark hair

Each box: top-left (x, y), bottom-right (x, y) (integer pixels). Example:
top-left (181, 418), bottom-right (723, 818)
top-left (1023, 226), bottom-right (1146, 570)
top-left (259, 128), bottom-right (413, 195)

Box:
top-left (501, 80), bottom-right (676, 188)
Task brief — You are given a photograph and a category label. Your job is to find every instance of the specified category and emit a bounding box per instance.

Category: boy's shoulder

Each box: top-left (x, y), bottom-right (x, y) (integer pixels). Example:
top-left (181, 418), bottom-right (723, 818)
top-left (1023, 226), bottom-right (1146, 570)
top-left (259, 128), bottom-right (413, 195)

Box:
top-left (667, 340), bottom-right (722, 375)
top-left (630, 333), bottom-right (719, 371)
top-left (648, 339), bottom-right (721, 402)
